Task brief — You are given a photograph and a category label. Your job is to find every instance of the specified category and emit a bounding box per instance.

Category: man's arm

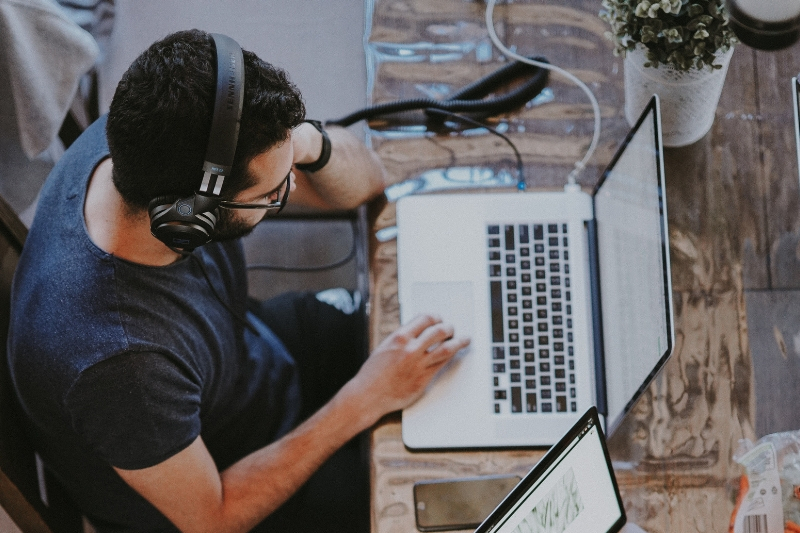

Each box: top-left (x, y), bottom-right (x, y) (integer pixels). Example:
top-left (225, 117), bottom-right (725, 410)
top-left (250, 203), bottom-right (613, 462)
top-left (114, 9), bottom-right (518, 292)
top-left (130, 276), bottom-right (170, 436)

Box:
top-left (115, 314), bottom-right (470, 533)
top-left (287, 122), bottom-right (388, 210)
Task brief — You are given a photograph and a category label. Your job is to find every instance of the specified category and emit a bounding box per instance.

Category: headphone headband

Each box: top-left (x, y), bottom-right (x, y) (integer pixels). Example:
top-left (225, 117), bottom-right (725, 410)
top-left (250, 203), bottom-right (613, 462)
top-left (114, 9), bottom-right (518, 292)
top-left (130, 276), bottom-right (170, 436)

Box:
top-left (200, 33), bottom-right (245, 196)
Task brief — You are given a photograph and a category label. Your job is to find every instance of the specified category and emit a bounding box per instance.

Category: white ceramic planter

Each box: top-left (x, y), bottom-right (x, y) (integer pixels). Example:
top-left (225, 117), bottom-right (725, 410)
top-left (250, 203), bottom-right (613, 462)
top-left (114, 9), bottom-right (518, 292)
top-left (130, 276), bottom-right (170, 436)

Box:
top-left (624, 45), bottom-right (735, 147)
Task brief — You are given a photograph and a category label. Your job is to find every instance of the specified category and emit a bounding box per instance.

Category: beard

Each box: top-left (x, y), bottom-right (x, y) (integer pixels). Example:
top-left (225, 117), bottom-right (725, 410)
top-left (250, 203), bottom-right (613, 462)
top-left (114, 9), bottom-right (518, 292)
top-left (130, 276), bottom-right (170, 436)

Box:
top-left (211, 208), bottom-right (262, 242)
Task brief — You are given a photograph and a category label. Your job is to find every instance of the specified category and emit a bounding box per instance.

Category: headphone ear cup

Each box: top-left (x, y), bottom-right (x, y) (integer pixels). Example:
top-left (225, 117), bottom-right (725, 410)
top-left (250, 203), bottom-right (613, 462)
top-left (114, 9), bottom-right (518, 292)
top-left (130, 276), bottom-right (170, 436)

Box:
top-left (148, 195), bottom-right (179, 220)
top-left (148, 195), bottom-right (218, 251)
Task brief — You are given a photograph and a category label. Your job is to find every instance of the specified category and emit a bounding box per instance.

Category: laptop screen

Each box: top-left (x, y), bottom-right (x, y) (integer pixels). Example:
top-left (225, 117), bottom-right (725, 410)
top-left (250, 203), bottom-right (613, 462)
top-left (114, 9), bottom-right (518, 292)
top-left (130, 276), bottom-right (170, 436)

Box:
top-left (793, 76), bottom-right (800, 182)
top-left (476, 407), bottom-right (625, 533)
top-left (593, 96), bottom-right (674, 432)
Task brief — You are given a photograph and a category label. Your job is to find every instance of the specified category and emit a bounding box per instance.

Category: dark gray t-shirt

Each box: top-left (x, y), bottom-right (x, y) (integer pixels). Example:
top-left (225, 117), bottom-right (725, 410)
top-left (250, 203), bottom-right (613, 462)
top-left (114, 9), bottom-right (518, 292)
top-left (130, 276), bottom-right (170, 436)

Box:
top-left (8, 116), bottom-right (300, 531)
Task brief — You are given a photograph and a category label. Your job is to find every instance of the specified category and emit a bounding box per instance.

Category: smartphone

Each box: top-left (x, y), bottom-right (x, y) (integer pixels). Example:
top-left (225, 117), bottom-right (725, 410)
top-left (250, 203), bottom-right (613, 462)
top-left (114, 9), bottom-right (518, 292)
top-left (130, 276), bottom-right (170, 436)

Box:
top-left (413, 474), bottom-right (521, 532)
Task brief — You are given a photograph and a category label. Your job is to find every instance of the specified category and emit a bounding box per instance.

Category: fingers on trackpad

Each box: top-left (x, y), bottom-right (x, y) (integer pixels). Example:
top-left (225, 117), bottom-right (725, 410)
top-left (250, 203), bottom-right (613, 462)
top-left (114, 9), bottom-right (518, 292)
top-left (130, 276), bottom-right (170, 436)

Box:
top-left (409, 281), bottom-right (474, 336)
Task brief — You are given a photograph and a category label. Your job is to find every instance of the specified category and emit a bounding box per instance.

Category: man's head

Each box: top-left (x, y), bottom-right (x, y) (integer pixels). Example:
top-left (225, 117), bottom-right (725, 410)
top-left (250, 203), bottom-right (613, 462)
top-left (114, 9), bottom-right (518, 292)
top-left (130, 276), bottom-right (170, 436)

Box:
top-left (106, 29), bottom-right (305, 213)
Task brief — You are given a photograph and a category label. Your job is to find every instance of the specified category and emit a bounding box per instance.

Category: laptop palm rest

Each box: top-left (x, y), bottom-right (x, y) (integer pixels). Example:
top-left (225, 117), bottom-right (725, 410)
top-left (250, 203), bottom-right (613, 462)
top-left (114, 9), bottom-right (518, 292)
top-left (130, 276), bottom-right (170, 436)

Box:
top-left (402, 281), bottom-right (480, 447)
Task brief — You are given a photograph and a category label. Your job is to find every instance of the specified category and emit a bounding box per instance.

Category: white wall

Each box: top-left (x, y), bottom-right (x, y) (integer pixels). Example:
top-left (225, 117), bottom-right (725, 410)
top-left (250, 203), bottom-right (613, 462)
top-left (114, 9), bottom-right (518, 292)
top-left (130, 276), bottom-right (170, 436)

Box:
top-left (98, 0), bottom-right (369, 122)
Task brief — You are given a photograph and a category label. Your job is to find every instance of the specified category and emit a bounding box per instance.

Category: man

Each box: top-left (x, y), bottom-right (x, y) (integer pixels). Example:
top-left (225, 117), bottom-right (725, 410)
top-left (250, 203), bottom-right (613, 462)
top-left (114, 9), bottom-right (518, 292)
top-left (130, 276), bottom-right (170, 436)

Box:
top-left (8, 29), bottom-right (469, 532)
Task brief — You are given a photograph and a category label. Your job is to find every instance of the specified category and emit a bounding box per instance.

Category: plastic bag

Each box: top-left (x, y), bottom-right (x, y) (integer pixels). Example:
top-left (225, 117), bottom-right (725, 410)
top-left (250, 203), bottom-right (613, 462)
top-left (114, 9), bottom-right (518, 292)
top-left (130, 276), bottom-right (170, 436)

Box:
top-left (730, 431), bottom-right (800, 533)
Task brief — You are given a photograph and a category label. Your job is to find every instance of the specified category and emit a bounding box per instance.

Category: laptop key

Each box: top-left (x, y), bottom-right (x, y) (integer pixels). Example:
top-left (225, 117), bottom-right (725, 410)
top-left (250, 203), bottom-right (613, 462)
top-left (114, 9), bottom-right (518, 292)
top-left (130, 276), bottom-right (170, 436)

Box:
top-left (510, 387), bottom-right (522, 412)
top-left (556, 396), bottom-right (567, 412)
top-left (526, 393), bottom-right (537, 412)
top-left (519, 224), bottom-right (529, 243)
top-left (505, 225), bottom-right (515, 250)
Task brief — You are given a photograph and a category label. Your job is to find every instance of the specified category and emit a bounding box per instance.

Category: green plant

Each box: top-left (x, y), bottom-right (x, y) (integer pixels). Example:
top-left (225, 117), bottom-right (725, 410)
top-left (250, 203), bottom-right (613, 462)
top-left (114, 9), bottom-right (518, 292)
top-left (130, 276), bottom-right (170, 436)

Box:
top-left (600, 0), bottom-right (737, 71)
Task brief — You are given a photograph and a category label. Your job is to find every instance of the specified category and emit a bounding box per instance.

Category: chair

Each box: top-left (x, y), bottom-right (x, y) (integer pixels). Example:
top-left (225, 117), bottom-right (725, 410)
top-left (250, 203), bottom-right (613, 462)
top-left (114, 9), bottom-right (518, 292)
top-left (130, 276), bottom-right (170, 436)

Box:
top-left (0, 195), bottom-right (82, 532)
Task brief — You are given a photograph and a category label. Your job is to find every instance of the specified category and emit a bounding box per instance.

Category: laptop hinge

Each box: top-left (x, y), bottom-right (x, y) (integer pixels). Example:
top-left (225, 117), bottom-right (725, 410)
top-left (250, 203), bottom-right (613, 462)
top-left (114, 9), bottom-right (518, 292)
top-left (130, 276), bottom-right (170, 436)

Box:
top-left (586, 218), bottom-right (608, 417)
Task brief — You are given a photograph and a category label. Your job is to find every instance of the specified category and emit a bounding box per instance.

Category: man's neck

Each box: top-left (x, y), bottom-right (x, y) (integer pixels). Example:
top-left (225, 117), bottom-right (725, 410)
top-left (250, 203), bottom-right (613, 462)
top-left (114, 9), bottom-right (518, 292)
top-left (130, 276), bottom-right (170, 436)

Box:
top-left (84, 159), bottom-right (182, 266)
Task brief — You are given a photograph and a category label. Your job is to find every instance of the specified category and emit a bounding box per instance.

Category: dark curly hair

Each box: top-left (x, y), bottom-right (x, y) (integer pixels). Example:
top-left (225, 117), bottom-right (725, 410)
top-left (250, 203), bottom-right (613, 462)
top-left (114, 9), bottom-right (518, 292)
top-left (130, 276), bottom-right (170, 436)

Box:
top-left (106, 29), bottom-right (306, 209)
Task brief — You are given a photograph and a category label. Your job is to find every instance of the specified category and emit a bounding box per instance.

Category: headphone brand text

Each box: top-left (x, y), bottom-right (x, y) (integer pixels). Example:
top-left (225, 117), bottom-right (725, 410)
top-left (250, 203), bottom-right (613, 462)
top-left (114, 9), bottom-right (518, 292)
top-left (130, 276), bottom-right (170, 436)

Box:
top-left (226, 53), bottom-right (237, 111)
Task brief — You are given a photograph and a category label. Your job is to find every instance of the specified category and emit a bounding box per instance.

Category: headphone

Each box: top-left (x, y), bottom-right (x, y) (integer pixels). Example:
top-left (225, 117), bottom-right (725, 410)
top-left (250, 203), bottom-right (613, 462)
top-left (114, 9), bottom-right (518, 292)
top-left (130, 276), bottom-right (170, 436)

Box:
top-left (148, 33), bottom-right (245, 252)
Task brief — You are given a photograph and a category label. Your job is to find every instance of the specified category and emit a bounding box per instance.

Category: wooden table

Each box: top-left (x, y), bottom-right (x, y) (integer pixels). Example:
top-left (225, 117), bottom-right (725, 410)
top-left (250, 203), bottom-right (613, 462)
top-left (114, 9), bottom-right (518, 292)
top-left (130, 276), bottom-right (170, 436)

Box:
top-left (362, 1), bottom-right (800, 531)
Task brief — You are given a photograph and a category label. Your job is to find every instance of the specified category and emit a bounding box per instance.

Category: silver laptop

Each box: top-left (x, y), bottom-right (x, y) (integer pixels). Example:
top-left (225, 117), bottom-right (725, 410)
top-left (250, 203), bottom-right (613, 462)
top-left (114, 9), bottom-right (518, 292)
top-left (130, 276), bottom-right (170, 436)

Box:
top-left (793, 76), bottom-right (800, 179)
top-left (475, 407), bottom-right (626, 533)
top-left (396, 95), bottom-right (675, 449)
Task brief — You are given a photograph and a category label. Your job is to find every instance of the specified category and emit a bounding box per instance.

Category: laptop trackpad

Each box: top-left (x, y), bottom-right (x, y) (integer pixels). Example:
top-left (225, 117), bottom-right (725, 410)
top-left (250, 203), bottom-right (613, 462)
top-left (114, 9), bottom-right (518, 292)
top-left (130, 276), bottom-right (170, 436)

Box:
top-left (408, 281), bottom-right (474, 340)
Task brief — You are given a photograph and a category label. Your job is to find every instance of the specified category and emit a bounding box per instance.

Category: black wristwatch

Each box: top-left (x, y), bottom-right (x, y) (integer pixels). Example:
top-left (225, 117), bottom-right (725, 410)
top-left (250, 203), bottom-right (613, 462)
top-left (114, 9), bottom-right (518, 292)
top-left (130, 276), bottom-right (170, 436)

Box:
top-left (295, 120), bottom-right (332, 173)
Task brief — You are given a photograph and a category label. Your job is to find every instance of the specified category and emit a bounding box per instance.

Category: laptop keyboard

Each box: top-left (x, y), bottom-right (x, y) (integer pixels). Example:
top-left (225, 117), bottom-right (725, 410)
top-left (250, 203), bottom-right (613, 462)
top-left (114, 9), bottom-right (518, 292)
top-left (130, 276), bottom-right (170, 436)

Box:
top-left (488, 223), bottom-right (578, 415)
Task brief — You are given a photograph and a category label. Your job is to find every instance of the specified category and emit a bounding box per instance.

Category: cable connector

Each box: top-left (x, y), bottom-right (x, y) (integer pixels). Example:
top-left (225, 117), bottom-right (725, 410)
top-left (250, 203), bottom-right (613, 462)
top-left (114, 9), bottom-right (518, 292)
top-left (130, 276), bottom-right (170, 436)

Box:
top-left (566, 160), bottom-right (585, 186)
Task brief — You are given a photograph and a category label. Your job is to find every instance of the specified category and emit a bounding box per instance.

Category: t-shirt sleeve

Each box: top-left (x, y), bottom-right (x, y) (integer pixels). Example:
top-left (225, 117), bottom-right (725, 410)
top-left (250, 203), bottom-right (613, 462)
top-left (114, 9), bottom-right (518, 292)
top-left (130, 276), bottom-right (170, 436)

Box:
top-left (65, 351), bottom-right (203, 470)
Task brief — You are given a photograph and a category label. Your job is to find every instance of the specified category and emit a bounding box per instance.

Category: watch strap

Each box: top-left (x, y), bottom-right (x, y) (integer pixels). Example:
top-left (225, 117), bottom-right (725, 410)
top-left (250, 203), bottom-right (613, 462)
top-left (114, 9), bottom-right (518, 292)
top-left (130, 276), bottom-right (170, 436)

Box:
top-left (295, 119), bottom-right (331, 172)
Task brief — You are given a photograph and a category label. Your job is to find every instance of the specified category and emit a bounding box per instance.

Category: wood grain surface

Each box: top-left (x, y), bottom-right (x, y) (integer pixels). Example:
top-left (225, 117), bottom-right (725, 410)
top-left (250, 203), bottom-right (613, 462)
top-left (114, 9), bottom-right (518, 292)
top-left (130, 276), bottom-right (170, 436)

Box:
top-left (363, 0), bottom-right (800, 531)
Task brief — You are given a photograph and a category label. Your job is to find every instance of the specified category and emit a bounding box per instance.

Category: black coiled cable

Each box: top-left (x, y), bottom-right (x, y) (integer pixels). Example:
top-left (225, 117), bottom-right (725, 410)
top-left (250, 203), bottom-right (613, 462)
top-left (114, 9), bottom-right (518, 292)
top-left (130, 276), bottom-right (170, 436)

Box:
top-left (326, 56), bottom-right (550, 127)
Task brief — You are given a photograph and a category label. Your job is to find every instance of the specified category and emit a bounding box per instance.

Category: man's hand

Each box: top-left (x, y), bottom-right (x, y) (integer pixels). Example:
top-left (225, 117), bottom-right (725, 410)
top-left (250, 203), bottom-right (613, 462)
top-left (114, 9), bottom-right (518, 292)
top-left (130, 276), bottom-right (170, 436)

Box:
top-left (344, 314), bottom-right (471, 425)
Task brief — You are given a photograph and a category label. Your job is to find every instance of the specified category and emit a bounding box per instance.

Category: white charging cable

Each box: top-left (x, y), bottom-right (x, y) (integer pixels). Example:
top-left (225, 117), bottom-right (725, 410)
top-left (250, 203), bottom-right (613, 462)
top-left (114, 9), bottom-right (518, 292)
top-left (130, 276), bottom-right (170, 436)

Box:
top-left (485, 0), bottom-right (602, 187)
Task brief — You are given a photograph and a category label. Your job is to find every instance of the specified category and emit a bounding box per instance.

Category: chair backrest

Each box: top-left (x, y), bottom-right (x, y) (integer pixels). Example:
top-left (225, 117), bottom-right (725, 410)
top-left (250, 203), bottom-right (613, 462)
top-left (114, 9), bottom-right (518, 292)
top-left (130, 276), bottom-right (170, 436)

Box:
top-left (0, 195), bottom-right (82, 533)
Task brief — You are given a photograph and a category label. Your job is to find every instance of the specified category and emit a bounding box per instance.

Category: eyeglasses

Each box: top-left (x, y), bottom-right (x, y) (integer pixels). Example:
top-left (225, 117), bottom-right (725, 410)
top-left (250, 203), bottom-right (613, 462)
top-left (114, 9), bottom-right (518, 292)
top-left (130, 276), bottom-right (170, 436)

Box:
top-left (217, 172), bottom-right (291, 215)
